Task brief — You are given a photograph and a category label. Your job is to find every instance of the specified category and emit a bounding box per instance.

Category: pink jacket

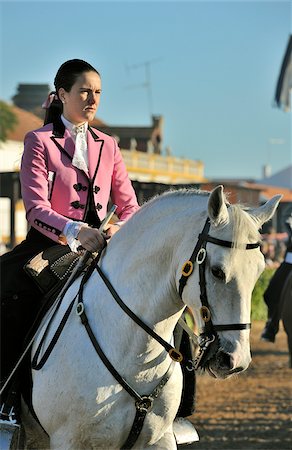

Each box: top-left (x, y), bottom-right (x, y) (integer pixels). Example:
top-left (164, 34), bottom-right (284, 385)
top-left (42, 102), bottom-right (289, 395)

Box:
top-left (20, 123), bottom-right (139, 243)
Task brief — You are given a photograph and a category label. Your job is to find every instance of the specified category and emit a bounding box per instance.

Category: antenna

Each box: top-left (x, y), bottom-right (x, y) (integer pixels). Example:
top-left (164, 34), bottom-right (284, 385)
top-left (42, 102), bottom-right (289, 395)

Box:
top-left (125, 57), bottom-right (162, 117)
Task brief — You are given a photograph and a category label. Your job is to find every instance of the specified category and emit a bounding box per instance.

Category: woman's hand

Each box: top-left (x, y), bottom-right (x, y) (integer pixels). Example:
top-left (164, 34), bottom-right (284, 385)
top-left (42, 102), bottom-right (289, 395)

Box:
top-left (77, 226), bottom-right (106, 253)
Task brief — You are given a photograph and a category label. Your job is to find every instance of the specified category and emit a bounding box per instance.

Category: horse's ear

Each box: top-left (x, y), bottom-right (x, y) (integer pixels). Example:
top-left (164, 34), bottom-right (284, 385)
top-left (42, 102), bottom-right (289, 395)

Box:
top-left (249, 195), bottom-right (282, 229)
top-left (208, 185), bottom-right (229, 227)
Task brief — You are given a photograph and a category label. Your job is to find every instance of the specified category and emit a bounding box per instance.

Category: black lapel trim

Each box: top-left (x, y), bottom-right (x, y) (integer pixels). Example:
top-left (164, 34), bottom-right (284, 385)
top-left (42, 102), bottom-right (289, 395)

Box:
top-left (50, 136), bottom-right (73, 162)
top-left (50, 116), bottom-right (74, 161)
top-left (49, 124), bottom-right (104, 181)
top-left (88, 126), bottom-right (104, 181)
top-left (92, 140), bottom-right (104, 181)
top-left (88, 126), bottom-right (100, 141)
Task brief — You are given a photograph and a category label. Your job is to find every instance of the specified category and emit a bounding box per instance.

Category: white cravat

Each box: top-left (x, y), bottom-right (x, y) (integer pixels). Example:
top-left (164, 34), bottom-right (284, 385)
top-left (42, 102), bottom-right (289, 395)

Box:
top-left (61, 116), bottom-right (89, 173)
top-left (72, 124), bottom-right (89, 173)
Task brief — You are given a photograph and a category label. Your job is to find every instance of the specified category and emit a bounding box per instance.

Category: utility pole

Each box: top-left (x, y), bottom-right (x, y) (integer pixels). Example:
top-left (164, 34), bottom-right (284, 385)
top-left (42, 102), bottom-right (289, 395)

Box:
top-left (125, 57), bottom-right (162, 118)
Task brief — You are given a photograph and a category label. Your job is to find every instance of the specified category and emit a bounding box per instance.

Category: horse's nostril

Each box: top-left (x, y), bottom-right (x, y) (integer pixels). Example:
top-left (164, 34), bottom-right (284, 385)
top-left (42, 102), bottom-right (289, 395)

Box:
top-left (218, 351), bottom-right (233, 369)
top-left (231, 366), bottom-right (244, 374)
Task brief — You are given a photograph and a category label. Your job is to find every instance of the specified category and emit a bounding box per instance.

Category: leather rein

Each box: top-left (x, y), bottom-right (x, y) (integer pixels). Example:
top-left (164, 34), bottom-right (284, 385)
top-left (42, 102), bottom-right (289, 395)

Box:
top-left (32, 216), bottom-right (260, 449)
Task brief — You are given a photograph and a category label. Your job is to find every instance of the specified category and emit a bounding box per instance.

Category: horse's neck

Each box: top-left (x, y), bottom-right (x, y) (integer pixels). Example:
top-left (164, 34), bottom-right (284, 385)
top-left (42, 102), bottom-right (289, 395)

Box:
top-left (97, 232), bottom-right (181, 353)
top-left (100, 198), bottom-right (199, 319)
top-left (87, 196), bottom-right (206, 364)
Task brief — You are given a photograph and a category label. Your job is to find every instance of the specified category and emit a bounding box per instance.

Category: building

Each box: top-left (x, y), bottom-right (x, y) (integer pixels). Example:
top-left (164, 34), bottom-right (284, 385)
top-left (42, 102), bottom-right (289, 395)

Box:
top-left (257, 165), bottom-right (292, 190)
top-left (12, 83), bottom-right (50, 116)
top-left (94, 115), bottom-right (164, 154)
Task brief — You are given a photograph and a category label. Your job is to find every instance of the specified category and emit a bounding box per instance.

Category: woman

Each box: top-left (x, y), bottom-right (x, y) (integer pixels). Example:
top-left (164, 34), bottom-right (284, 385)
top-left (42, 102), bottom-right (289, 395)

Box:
top-left (0, 59), bottom-right (139, 423)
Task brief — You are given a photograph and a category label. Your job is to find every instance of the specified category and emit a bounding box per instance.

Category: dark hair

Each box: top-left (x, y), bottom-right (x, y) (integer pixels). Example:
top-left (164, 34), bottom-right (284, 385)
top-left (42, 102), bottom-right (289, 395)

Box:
top-left (44, 59), bottom-right (100, 125)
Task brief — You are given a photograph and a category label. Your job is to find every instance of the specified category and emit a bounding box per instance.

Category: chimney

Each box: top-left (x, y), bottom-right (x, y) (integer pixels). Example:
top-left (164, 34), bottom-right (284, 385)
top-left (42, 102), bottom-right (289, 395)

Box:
top-left (262, 164), bottom-right (271, 179)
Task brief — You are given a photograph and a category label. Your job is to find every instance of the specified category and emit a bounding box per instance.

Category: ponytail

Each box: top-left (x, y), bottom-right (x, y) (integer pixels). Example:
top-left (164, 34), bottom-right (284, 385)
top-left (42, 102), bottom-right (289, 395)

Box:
top-left (42, 91), bottom-right (62, 126)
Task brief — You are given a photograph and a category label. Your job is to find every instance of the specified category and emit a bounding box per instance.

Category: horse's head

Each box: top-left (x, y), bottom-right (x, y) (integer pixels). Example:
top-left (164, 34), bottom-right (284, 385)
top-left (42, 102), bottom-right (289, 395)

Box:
top-left (178, 185), bottom-right (281, 379)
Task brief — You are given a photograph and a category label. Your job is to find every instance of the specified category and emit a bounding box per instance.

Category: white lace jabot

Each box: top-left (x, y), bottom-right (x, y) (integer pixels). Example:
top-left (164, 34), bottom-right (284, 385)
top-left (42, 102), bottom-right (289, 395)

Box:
top-left (61, 115), bottom-right (89, 173)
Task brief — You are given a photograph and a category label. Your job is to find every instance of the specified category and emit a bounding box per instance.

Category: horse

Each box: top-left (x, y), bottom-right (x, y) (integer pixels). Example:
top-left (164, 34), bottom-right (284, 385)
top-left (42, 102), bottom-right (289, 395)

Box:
top-left (281, 271), bottom-right (292, 368)
top-left (22, 185), bottom-right (281, 449)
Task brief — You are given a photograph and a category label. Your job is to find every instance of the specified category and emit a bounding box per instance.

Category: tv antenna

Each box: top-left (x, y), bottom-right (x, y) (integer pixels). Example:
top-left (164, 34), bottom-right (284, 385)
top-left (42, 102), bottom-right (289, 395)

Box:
top-left (125, 57), bottom-right (162, 117)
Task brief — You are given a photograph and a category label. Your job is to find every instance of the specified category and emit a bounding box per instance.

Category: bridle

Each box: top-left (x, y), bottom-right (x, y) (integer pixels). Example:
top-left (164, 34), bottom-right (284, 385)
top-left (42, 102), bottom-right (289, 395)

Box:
top-left (178, 217), bottom-right (260, 370)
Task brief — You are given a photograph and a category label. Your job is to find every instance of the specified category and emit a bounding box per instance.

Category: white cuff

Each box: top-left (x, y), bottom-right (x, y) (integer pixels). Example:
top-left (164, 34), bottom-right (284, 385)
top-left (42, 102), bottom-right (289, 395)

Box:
top-left (63, 221), bottom-right (84, 253)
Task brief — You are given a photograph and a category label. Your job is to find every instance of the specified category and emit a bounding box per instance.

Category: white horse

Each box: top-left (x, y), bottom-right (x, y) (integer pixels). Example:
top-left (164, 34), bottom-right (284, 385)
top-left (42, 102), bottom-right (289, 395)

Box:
top-left (23, 185), bottom-right (281, 450)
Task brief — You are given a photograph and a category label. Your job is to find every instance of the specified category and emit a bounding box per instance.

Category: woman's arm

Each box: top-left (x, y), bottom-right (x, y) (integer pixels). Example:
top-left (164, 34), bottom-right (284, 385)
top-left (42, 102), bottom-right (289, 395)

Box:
top-left (110, 138), bottom-right (140, 222)
top-left (20, 131), bottom-right (69, 242)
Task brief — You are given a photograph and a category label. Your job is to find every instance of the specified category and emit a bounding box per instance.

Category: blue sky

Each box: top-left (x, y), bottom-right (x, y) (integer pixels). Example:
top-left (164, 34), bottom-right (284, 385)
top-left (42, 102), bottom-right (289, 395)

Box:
top-left (1, 0), bottom-right (291, 180)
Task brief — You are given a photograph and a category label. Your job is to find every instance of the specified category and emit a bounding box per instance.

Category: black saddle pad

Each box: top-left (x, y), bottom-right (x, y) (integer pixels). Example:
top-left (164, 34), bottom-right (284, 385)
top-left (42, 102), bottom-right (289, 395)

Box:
top-left (24, 246), bottom-right (81, 294)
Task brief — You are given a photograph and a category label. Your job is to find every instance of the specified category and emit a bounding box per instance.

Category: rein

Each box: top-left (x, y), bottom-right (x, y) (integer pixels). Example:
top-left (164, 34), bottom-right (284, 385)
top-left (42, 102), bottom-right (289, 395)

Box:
top-left (95, 265), bottom-right (183, 362)
top-left (76, 268), bottom-right (176, 450)
top-left (178, 217), bottom-right (259, 370)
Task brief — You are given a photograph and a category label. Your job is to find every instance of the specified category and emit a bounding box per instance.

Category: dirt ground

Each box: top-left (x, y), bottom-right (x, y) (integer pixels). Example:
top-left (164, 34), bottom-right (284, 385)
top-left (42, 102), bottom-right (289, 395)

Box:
top-left (183, 321), bottom-right (292, 450)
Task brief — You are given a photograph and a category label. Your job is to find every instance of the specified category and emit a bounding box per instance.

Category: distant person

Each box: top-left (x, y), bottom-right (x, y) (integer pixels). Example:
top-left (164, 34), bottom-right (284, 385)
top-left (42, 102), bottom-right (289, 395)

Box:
top-left (261, 215), bottom-right (292, 342)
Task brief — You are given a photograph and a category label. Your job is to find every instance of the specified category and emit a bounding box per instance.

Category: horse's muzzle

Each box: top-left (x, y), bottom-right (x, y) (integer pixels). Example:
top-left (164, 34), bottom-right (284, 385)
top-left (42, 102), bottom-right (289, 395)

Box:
top-left (206, 350), bottom-right (250, 379)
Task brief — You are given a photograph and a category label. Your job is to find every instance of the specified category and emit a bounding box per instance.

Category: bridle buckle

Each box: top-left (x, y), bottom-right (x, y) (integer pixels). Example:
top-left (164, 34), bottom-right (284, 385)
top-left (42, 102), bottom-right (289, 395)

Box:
top-left (135, 396), bottom-right (153, 413)
top-left (196, 248), bottom-right (206, 265)
top-left (200, 306), bottom-right (211, 322)
top-left (181, 261), bottom-right (193, 277)
top-left (168, 348), bottom-right (183, 362)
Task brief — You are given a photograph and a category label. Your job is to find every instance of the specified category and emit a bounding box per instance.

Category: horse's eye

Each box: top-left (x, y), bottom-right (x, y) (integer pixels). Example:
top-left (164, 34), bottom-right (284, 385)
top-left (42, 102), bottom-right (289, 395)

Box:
top-left (211, 266), bottom-right (225, 281)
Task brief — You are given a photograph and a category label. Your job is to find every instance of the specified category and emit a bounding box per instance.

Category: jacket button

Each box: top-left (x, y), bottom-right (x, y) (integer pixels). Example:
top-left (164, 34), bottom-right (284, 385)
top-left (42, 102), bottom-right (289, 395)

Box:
top-left (96, 203), bottom-right (102, 211)
top-left (73, 183), bottom-right (87, 191)
top-left (93, 186), bottom-right (100, 194)
top-left (71, 201), bottom-right (80, 209)
top-left (73, 183), bottom-right (81, 191)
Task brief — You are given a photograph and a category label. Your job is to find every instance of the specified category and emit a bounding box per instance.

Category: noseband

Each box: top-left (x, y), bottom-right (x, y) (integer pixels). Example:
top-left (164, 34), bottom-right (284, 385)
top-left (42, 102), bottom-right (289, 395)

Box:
top-left (178, 217), bottom-right (260, 369)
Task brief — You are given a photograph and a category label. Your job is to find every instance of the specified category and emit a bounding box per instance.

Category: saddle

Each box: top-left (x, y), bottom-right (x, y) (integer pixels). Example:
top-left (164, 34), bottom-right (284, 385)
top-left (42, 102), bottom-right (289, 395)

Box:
top-left (24, 245), bottom-right (82, 296)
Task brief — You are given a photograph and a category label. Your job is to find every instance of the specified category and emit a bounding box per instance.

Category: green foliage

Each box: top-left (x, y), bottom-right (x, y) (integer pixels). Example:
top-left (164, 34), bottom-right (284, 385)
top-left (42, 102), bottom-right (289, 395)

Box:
top-left (0, 101), bottom-right (18, 142)
top-left (251, 268), bottom-right (276, 320)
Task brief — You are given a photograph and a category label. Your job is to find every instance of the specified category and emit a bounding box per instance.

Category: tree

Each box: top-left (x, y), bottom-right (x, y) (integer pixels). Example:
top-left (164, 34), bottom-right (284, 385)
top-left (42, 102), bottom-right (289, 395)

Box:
top-left (0, 101), bottom-right (18, 142)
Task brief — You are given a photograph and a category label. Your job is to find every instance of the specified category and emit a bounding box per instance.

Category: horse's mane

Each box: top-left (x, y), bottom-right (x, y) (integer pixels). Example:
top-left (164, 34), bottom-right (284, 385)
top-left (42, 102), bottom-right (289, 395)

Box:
top-left (128, 188), bottom-right (260, 248)
top-left (136, 188), bottom-right (210, 214)
top-left (146, 187), bottom-right (210, 204)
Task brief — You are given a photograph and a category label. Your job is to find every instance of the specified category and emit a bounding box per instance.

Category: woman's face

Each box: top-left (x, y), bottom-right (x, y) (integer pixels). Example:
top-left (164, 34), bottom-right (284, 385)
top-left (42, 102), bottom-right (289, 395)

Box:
top-left (59, 71), bottom-right (101, 125)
